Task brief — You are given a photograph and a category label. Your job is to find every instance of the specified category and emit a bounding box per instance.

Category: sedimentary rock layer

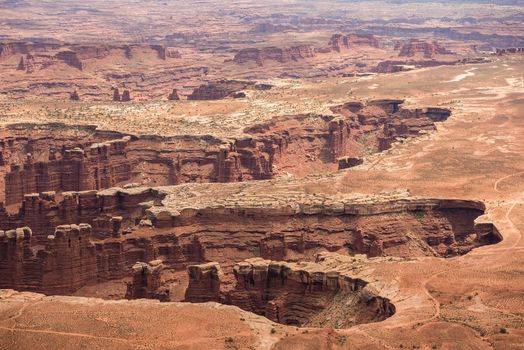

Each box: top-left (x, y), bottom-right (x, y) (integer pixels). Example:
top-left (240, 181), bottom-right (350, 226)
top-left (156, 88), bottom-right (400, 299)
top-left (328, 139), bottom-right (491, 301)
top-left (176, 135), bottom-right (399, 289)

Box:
top-left (186, 255), bottom-right (395, 328)
top-left (0, 185), bottom-right (502, 295)
top-left (0, 100), bottom-right (451, 204)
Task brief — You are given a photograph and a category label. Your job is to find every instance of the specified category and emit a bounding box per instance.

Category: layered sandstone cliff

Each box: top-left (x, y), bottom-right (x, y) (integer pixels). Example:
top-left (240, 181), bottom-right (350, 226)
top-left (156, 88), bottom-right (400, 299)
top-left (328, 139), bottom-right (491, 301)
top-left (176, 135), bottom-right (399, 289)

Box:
top-left (186, 255), bottom-right (394, 327)
top-left (233, 45), bottom-right (316, 66)
top-left (126, 260), bottom-right (170, 301)
top-left (232, 34), bottom-right (379, 66)
top-left (0, 183), bottom-right (502, 296)
top-left (2, 135), bottom-right (133, 205)
top-left (0, 100), bottom-right (452, 206)
top-left (327, 34), bottom-right (379, 53)
top-left (396, 39), bottom-right (454, 58)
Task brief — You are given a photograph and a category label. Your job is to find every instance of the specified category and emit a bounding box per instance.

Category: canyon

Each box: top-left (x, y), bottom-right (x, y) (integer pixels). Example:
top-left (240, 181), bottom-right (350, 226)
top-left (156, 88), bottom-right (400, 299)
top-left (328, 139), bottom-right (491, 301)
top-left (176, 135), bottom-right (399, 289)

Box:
top-left (0, 99), bottom-right (450, 205)
top-left (0, 1), bottom-right (523, 349)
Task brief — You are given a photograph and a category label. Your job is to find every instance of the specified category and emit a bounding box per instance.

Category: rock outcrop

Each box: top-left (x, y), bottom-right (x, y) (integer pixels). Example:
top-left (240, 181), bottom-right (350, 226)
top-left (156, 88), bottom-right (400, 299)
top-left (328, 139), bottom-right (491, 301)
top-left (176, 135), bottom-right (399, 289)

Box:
top-left (16, 56), bottom-right (25, 71)
top-left (121, 89), bottom-right (131, 101)
top-left (327, 34), bottom-right (379, 52)
top-left (55, 50), bottom-right (83, 70)
top-left (396, 39), bottom-right (453, 58)
top-left (188, 80), bottom-right (250, 100)
top-left (495, 47), bottom-right (524, 55)
top-left (185, 256), bottom-right (395, 328)
top-left (69, 90), bottom-right (80, 101)
top-left (0, 100), bottom-right (452, 206)
top-left (126, 260), bottom-right (170, 301)
top-left (0, 224), bottom-right (97, 294)
top-left (185, 262), bottom-right (223, 302)
top-left (232, 34), bottom-right (379, 66)
top-left (338, 156), bottom-right (363, 170)
top-left (168, 88), bottom-right (180, 100)
top-left (2, 136), bottom-right (133, 205)
top-left (113, 88), bottom-right (121, 101)
top-left (233, 45), bottom-right (316, 66)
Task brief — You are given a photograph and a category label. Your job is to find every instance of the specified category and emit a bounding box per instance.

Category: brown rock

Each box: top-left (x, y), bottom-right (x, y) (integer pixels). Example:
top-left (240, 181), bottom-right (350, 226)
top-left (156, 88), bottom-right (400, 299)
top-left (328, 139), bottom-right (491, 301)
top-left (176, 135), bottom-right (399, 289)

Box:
top-left (233, 45), bottom-right (316, 66)
top-left (16, 56), bottom-right (25, 71)
top-left (69, 90), bottom-right (80, 101)
top-left (126, 260), bottom-right (170, 301)
top-left (185, 262), bottom-right (223, 302)
top-left (327, 33), bottom-right (379, 52)
top-left (396, 39), bottom-right (453, 58)
top-left (121, 90), bottom-right (131, 102)
top-left (113, 88), bottom-right (121, 101)
top-left (188, 80), bottom-right (250, 100)
top-left (56, 50), bottom-right (83, 70)
top-left (168, 88), bottom-right (180, 100)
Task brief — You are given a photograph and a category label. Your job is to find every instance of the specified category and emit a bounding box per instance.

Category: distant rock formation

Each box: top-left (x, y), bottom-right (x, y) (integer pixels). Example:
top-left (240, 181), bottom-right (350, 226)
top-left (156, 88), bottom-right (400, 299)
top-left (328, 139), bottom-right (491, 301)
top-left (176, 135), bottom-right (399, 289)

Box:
top-left (495, 47), bottom-right (524, 55)
top-left (151, 45), bottom-right (182, 60)
top-left (327, 33), bottom-right (379, 53)
top-left (168, 88), bottom-right (180, 100)
top-left (121, 89), bottom-right (131, 101)
top-left (233, 45), bottom-right (316, 66)
top-left (338, 156), bottom-right (363, 170)
top-left (188, 80), bottom-right (250, 100)
top-left (249, 23), bottom-right (294, 33)
top-left (16, 56), bottom-right (25, 71)
top-left (396, 39), bottom-right (453, 58)
top-left (164, 47), bottom-right (181, 59)
top-left (69, 90), bottom-right (80, 101)
top-left (113, 88), bottom-right (121, 101)
top-left (55, 50), bottom-right (83, 70)
top-left (233, 34), bottom-right (379, 66)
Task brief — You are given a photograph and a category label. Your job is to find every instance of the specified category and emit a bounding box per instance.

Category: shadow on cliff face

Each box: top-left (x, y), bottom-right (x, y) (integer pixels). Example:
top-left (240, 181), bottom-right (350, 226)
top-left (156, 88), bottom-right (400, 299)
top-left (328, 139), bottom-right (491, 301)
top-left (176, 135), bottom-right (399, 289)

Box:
top-left (177, 199), bottom-right (501, 328)
top-left (184, 255), bottom-right (396, 329)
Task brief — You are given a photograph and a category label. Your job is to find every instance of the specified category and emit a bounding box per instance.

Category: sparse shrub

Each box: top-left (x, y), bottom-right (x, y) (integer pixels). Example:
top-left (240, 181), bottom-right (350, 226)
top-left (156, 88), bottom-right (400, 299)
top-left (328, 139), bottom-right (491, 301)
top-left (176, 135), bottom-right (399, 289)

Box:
top-left (270, 328), bottom-right (277, 334)
top-left (413, 210), bottom-right (425, 220)
top-left (500, 328), bottom-right (508, 334)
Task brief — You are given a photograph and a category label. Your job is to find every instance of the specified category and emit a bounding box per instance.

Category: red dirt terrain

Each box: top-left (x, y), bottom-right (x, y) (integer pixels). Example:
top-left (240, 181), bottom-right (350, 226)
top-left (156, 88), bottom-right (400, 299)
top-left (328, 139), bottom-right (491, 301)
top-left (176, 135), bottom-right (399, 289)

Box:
top-left (0, 1), bottom-right (524, 350)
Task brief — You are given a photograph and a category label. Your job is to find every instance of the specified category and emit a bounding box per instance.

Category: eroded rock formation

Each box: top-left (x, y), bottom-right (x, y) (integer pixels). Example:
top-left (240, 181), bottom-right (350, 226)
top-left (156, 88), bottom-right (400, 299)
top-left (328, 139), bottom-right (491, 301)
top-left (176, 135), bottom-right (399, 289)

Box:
top-left (0, 185), bottom-right (502, 296)
top-left (56, 50), bottom-right (83, 70)
top-left (126, 260), bottom-right (170, 301)
top-left (186, 255), bottom-right (394, 327)
top-left (327, 34), bottom-right (379, 53)
top-left (495, 47), bottom-right (524, 55)
top-left (0, 100), bottom-right (452, 205)
top-left (233, 34), bottom-right (379, 66)
top-left (168, 88), bottom-right (180, 100)
top-left (121, 89), bottom-right (131, 101)
top-left (185, 262), bottom-right (223, 302)
top-left (0, 224), bottom-right (97, 294)
top-left (188, 80), bottom-right (250, 100)
top-left (113, 88), bottom-right (121, 101)
top-left (70, 90), bottom-right (80, 101)
top-left (233, 45), bottom-right (317, 66)
top-left (396, 39), bottom-right (453, 58)
top-left (1, 135), bottom-right (133, 205)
